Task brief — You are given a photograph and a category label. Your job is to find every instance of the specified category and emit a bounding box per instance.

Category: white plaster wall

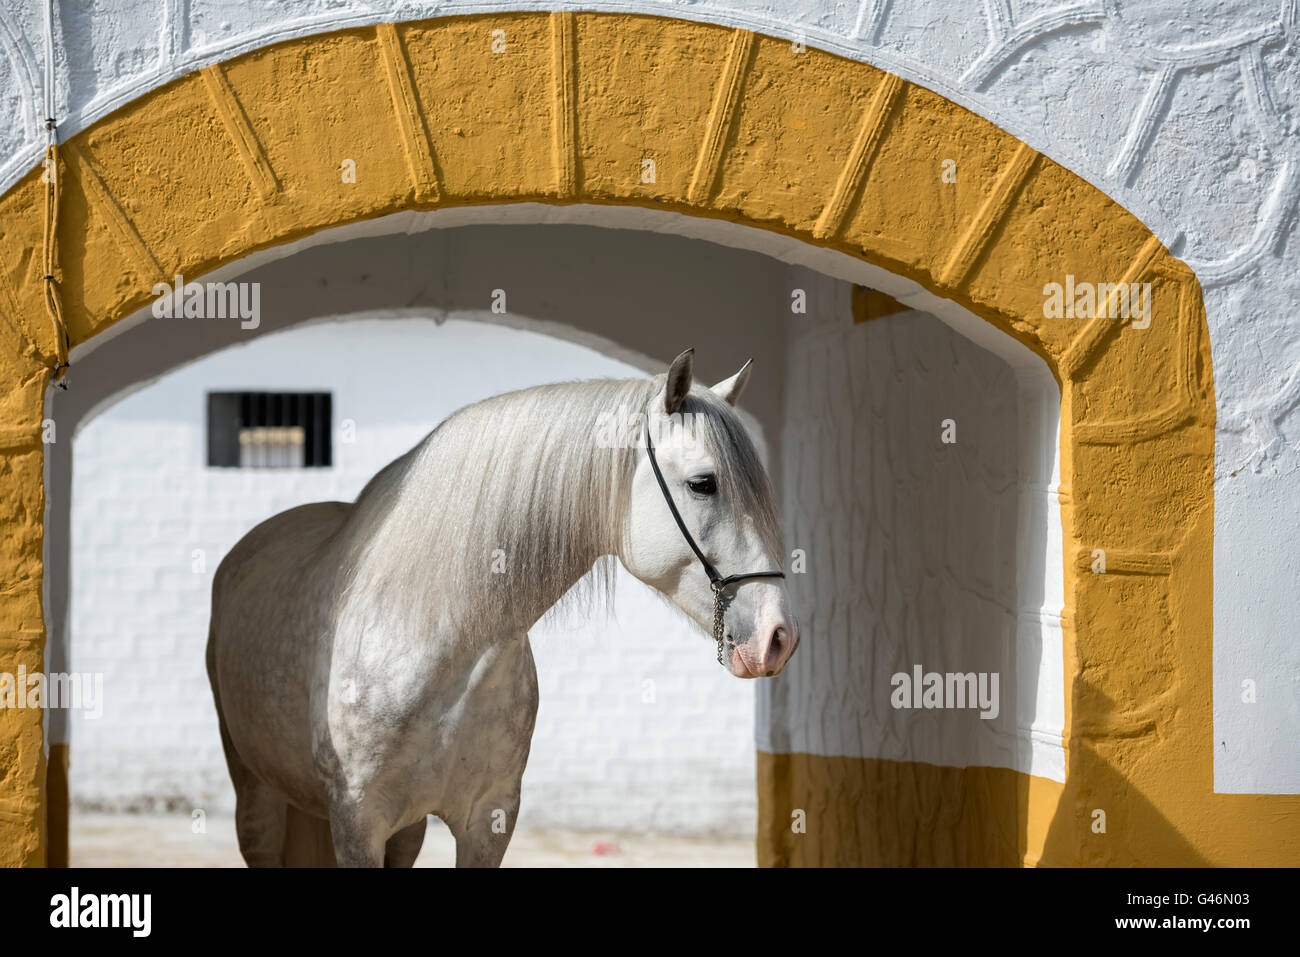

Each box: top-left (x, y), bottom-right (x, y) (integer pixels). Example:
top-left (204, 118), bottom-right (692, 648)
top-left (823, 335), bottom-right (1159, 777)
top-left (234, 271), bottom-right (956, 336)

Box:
top-left (67, 316), bottom-right (761, 835)
top-left (759, 292), bottom-right (1066, 781)
top-left (6, 0), bottom-right (1295, 791)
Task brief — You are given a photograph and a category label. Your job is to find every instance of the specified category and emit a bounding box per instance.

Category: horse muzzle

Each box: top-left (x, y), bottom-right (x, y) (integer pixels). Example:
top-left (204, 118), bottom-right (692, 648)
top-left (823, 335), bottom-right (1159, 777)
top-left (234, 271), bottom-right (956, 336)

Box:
top-left (725, 616), bottom-right (798, 678)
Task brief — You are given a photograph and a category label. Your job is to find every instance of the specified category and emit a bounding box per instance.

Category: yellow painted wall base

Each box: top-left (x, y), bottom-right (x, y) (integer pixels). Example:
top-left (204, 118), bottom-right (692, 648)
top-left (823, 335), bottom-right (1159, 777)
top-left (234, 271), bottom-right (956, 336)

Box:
top-left (758, 752), bottom-right (1063, 867)
top-left (759, 749), bottom-right (1300, 867)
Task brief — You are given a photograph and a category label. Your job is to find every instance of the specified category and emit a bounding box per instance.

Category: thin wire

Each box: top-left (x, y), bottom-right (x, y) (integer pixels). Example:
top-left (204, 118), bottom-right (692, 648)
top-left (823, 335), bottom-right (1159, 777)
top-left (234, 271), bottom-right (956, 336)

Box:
top-left (42, 0), bottom-right (69, 385)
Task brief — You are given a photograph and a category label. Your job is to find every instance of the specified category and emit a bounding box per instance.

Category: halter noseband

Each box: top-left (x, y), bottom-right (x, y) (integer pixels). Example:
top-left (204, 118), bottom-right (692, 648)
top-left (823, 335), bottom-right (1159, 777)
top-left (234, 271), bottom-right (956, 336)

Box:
top-left (642, 419), bottom-right (785, 668)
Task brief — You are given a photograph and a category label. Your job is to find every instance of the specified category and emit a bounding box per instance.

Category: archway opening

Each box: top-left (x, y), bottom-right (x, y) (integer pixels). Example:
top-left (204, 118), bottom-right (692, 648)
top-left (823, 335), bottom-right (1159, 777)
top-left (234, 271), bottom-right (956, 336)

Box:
top-left (45, 215), bottom-right (1064, 865)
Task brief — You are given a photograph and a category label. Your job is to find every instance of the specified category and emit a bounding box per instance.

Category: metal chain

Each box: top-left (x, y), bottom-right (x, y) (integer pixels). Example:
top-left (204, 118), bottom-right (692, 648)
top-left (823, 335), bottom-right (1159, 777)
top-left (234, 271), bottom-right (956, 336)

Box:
top-left (712, 586), bottom-right (727, 667)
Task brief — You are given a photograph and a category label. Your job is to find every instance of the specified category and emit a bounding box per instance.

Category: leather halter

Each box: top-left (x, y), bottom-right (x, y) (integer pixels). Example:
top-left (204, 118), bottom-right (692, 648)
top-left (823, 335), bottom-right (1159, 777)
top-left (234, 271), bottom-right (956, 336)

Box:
top-left (642, 419), bottom-right (785, 667)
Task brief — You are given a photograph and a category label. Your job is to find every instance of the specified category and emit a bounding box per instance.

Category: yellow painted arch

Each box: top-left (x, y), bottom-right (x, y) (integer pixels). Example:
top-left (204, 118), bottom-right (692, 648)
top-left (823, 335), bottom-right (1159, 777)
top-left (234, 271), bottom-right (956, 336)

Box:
top-left (0, 10), bottom-right (1285, 867)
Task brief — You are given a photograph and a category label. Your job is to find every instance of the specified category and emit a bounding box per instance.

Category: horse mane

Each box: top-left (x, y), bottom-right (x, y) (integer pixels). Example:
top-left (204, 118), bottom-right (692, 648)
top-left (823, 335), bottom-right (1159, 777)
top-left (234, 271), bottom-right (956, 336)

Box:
top-left (332, 375), bottom-right (783, 641)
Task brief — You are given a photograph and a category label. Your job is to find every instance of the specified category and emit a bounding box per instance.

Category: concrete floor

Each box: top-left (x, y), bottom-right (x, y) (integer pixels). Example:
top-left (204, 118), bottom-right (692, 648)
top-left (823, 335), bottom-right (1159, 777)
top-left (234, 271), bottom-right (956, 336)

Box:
top-left (70, 812), bottom-right (756, 867)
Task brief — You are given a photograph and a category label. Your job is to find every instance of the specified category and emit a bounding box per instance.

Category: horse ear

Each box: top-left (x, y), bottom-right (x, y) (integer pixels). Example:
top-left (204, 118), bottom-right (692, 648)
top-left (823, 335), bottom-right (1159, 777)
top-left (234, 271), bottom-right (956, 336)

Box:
top-left (663, 348), bottom-right (694, 414)
top-left (711, 358), bottom-right (753, 407)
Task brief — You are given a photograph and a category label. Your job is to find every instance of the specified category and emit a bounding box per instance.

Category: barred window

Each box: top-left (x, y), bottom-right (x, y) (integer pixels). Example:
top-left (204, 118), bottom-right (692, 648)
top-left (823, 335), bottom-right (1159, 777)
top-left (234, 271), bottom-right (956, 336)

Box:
top-left (207, 392), bottom-right (332, 468)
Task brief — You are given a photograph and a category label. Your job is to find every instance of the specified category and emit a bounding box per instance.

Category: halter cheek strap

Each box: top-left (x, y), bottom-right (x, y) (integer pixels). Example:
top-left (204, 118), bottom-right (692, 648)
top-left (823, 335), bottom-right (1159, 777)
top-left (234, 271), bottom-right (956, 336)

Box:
top-left (642, 420), bottom-right (785, 667)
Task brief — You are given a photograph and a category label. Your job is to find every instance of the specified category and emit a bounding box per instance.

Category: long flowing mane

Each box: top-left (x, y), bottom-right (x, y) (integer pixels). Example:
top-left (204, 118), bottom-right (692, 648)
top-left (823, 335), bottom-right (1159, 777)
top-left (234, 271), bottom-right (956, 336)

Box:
top-left (330, 375), bottom-right (783, 641)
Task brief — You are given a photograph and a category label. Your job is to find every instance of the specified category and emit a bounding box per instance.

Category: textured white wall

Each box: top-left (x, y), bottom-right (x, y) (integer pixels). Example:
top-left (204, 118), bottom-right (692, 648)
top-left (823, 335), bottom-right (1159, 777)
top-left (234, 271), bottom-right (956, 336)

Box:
top-left (761, 292), bottom-right (1065, 781)
top-left (7, 0), bottom-right (1295, 791)
top-left (67, 317), bottom-right (760, 835)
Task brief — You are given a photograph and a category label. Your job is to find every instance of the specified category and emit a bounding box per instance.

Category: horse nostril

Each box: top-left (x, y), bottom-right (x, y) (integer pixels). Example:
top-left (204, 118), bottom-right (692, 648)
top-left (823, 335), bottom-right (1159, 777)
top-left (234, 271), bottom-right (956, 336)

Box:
top-left (765, 626), bottom-right (788, 670)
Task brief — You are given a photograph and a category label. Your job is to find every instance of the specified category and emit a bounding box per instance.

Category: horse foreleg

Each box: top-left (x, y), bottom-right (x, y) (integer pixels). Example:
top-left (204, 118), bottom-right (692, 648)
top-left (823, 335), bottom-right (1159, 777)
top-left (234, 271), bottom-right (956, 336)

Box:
top-left (231, 775), bottom-right (288, 867)
top-left (446, 631), bottom-right (537, 868)
top-left (449, 789), bottom-right (521, 868)
top-left (328, 801), bottom-right (389, 867)
top-left (384, 817), bottom-right (428, 868)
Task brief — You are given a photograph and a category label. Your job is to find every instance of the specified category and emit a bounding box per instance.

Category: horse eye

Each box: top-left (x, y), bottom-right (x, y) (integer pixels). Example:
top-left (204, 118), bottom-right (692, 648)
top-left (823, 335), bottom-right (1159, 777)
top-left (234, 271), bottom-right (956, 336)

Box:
top-left (687, 475), bottom-right (718, 496)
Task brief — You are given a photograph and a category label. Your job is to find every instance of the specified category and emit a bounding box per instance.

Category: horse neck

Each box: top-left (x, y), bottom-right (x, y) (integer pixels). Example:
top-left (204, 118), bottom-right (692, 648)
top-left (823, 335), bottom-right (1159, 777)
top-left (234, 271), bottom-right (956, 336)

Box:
top-left (336, 381), bottom-right (643, 639)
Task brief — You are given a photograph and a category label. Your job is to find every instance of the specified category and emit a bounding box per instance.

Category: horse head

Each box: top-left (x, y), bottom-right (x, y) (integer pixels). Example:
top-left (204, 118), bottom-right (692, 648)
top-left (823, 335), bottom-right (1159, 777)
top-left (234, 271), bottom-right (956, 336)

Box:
top-left (620, 349), bottom-right (799, 678)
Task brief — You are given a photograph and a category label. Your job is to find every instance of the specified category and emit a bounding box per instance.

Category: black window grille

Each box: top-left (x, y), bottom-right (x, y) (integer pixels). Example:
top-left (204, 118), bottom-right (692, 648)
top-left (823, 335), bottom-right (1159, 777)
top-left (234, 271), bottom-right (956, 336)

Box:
top-left (207, 392), bottom-right (332, 468)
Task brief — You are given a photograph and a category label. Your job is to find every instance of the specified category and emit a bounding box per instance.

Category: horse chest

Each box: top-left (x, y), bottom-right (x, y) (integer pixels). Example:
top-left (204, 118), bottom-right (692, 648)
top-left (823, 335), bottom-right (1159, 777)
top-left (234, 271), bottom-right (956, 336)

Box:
top-left (324, 633), bottom-right (539, 822)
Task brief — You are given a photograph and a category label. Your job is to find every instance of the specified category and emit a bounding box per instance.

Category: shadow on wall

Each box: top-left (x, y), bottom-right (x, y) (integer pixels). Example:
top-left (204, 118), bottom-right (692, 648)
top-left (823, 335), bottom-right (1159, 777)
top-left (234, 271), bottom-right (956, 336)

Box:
top-left (1040, 692), bottom-right (1208, 867)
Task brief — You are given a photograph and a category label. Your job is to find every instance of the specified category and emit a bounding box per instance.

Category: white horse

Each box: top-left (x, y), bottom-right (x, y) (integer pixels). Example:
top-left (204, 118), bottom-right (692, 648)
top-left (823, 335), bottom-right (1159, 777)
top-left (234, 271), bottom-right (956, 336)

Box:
top-left (206, 349), bottom-right (798, 867)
